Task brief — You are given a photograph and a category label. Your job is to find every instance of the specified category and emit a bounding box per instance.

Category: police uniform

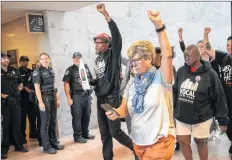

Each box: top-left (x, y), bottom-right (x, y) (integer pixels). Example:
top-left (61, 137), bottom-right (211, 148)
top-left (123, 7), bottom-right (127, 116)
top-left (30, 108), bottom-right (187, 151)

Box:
top-left (33, 65), bottom-right (64, 153)
top-left (1, 53), bottom-right (28, 159)
top-left (18, 56), bottom-right (38, 141)
top-left (63, 52), bottom-right (95, 142)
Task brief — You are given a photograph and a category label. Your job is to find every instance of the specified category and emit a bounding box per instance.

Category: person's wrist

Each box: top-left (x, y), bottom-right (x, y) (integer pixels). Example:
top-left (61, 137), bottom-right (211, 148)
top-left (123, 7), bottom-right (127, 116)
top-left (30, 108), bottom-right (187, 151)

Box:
top-left (156, 24), bottom-right (166, 33)
top-left (154, 21), bottom-right (163, 29)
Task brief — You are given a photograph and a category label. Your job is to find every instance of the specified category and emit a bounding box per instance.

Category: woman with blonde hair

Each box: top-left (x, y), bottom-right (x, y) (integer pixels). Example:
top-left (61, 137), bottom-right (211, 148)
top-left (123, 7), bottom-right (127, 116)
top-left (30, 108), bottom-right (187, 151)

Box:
top-left (106, 10), bottom-right (175, 160)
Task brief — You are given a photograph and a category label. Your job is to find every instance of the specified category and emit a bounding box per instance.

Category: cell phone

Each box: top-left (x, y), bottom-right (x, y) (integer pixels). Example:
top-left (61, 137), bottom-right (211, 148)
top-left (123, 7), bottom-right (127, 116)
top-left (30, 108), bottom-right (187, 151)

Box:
top-left (101, 103), bottom-right (120, 117)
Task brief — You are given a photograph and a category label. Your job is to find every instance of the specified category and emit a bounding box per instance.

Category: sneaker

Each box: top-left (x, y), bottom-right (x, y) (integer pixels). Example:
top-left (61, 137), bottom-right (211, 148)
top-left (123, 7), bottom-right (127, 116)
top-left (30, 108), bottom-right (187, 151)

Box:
top-left (43, 148), bottom-right (57, 154)
top-left (74, 137), bottom-right (87, 143)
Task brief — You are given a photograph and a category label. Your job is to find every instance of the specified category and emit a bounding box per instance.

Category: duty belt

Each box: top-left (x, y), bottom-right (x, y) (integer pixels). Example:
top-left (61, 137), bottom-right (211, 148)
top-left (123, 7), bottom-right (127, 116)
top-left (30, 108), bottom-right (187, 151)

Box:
top-left (72, 90), bottom-right (89, 96)
top-left (42, 88), bottom-right (57, 95)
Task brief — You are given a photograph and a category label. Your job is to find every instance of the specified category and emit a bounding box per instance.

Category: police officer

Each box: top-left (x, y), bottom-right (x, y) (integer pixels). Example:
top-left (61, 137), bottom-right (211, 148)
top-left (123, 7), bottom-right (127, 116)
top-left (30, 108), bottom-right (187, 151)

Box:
top-left (63, 52), bottom-right (95, 143)
top-left (1, 53), bottom-right (28, 159)
top-left (18, 56), bottom-right (38, 143)
top-left (33, 52), bottom-right (64, 154)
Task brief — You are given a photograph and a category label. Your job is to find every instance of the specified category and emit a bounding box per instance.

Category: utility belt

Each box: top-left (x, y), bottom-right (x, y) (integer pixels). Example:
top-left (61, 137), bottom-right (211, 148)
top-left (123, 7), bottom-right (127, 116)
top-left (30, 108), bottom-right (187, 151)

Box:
top-left (41, 88), bottom-right (57, 96)
top-left (71, 90), bottom-right (90, 96)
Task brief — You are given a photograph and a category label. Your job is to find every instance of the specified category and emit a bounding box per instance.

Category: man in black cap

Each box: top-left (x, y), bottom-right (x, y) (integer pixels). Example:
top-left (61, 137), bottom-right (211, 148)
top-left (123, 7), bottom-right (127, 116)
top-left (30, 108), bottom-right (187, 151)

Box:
top-left (1, 53), bottom-right (28, 159)
top-left (18, 56), bottom-right (40, 144)
top-left (63, 52), bottom-right (95, 143)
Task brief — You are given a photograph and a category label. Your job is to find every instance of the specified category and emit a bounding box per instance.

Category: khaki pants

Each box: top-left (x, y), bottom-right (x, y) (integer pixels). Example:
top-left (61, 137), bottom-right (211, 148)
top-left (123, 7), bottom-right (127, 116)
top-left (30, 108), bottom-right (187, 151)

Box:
top-left (133, 135), bottom-right (175, 160)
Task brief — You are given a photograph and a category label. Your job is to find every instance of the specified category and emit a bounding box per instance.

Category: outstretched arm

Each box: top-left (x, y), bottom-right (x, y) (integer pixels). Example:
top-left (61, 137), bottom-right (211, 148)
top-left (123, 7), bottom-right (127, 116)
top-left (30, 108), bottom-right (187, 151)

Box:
top-left (96, 3), bottom-right (122, 56)
top-left (178, 28), bottom-right (186, 53)
top-left (148, 10), bottom-right (173, 84)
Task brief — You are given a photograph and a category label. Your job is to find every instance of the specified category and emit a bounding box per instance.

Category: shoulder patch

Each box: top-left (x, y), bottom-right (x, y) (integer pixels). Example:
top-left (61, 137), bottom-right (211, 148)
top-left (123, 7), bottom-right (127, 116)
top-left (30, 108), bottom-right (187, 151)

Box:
top-left (33, 71), bottom-right (38, 76)
top-left (65, 70), bottom-right (69, 75)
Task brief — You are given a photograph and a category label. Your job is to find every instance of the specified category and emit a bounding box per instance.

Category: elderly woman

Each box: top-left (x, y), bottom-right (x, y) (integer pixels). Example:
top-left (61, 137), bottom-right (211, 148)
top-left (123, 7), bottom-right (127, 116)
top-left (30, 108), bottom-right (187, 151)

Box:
top-left (173, 44), bottom-right (229, 160)
top-left (106, 10), bottom-right (175, 160)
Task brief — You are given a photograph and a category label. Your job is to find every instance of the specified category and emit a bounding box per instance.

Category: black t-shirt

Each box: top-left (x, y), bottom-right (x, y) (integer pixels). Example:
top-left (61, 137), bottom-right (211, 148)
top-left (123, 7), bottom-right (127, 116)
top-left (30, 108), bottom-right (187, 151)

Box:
top-left (215, 50), bottom-right (232, 116)
top-left (94, 19), bottom-right (122, 97)
top-left (216, 50), bottom-right (232, 88)
top-left (1, 67), bottom-right (23, 96)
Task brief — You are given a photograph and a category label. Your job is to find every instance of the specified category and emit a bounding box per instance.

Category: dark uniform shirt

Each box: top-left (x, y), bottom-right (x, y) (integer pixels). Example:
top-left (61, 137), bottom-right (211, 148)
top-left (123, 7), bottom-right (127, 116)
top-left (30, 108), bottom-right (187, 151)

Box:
top-left (63, 64), bottom-right (93, 92)
top-left (18, 67), bottom-right (33, 88)
top-left (32, 66), bottom-right (55, 92)
top-left (19, 67), bottom-right (33, 97)
top-left (1, 67), bottom-right (23, 96)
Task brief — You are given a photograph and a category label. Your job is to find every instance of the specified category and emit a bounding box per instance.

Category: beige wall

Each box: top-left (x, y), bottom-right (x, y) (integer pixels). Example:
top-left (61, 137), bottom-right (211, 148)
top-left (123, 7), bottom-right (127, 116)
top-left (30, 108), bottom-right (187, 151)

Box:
top-left (1, 16), bottom-right (49, 69)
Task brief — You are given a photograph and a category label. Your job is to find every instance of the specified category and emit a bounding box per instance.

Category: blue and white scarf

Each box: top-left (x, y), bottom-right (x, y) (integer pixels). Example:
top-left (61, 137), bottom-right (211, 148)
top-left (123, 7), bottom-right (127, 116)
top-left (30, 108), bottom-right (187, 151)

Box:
top-left (132, 67), bottom-right (157, 114)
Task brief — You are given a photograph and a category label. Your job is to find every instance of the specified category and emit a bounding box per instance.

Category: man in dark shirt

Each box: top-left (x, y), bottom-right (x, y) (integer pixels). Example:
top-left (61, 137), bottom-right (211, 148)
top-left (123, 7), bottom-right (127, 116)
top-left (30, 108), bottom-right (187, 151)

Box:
top-left (63, 52), bottom-right (95, 143)
top-left (204, 27), bottom-right (232, 154)
top-left (18, 56), bottom-right (38, 143)
top-left (90, 3), bottom-right (137, 160)
top-left (1, 53), bottom-right (28, 159)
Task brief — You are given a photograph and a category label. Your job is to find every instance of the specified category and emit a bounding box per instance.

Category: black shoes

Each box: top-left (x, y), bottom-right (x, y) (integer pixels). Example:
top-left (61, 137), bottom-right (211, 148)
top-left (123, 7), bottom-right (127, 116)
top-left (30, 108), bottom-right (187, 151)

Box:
top-left (1, 153), bottom-right (8, 159)
top-left (52, 144), bottom-right (65, 150)
top-left (15, 147), bottom-right (29, 153)
top-left (83, 134), bottom-right (95, 140)
top-left (74, 137), bottom-right (87, 143)
top-left (43, 148), bottom-right (57, 154)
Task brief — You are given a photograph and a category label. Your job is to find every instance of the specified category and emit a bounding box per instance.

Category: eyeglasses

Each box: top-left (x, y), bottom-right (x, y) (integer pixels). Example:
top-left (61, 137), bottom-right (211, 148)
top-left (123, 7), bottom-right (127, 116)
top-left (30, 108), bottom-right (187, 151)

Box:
top-left (130, 57), bottom-right (143, 64)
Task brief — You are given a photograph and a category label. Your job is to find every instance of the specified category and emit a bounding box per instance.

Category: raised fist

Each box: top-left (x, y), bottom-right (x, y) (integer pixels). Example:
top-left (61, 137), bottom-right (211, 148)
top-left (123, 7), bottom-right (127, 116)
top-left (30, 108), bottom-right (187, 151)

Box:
top-left (147, 10), bottom-right (163, 28)
top-left (204, 27), bottom-right (211, 34)
top-left (96, 3), bottom-right (106, 13)
top-left (178, 28), bottom-right (183, 35)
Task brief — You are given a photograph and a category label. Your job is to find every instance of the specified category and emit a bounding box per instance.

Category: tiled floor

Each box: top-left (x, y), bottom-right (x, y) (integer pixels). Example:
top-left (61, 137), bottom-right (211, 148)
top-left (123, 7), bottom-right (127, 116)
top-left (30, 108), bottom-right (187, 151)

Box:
top-left (5, 123), bottom-right (232, 160)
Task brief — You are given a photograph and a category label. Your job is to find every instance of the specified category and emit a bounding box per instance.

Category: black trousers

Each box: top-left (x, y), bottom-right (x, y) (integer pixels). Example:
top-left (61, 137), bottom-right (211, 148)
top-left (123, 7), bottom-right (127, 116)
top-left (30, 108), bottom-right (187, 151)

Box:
top-left (97, 94), bottom-right (133, 160)
top-left (21, 94), bottom-right (37, 140)
top-left (1, 100), bottom-right (24, 154)
top-left (226, 94), bottom-right (232, 142)
top-left (226, 120), bottom-right (232, 142)
top-left (34, 103), bottom-right (41, 143)
top-left (40, 93), bottom-right (58, 150)
top-left (71, 94), bottom-right (91, 140)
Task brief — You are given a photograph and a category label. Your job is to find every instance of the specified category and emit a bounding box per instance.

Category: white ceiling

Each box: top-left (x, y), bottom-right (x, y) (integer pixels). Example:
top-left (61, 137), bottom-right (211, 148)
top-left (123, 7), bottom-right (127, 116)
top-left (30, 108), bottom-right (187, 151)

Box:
top-left (1, 1), bottom-right (97, 24)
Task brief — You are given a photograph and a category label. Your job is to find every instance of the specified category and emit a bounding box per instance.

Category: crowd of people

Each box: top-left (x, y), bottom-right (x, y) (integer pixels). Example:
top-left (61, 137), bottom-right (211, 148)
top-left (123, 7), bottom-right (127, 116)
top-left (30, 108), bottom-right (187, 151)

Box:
top-left (1, 3), bottom-right (231, 160)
